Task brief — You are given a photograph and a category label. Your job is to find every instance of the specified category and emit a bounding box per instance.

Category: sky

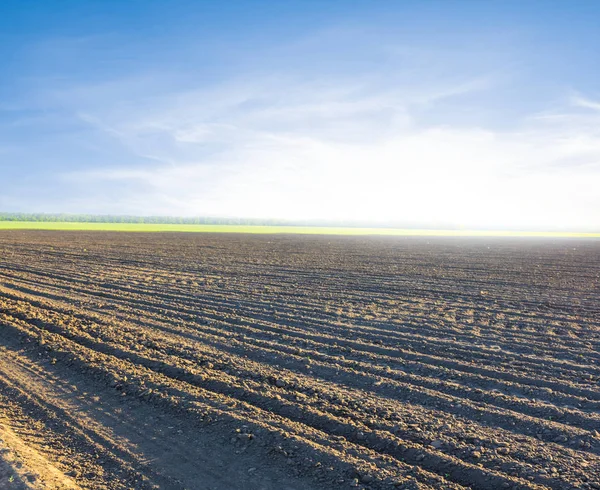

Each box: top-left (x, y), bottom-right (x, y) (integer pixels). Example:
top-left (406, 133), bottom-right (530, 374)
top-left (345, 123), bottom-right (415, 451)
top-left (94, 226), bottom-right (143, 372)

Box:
top-left (1, 0), bottom-right (599, 230)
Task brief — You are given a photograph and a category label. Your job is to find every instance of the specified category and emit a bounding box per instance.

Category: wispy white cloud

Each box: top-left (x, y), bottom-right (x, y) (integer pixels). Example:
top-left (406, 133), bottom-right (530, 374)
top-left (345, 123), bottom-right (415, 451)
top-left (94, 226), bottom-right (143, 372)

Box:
top-left (59, 70), bottom-right (600, 230)
top-left (570, 94), bottom-right (600, 112)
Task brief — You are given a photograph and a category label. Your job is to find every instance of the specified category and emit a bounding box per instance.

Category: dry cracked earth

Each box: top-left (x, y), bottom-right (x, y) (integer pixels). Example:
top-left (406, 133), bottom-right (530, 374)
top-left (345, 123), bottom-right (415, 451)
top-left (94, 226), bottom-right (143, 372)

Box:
top-left (0, 231), bottom-right (599, 490)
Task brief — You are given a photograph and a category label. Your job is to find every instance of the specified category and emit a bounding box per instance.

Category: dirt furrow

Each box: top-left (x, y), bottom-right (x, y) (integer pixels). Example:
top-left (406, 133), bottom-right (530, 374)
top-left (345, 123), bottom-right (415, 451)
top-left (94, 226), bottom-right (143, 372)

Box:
top-left (1, 231), bottom-right (598, 490)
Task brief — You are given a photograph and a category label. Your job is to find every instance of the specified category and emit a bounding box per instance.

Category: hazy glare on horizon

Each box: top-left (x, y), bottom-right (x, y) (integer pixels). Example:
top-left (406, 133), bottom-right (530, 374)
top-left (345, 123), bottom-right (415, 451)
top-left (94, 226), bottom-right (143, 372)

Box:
top-left (1, 1), bottom-right (599, 231)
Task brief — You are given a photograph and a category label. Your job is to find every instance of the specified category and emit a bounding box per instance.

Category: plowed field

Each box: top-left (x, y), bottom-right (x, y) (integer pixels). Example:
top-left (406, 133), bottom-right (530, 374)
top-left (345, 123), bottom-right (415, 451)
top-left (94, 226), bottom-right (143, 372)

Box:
top-left (0, 231), bottom-right (599, 490)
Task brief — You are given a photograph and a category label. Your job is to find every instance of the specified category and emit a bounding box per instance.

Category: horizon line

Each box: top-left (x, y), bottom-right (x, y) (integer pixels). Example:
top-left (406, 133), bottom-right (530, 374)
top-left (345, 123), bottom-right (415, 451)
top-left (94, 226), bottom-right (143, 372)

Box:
top-left (1, 212), bottom-right (598, 235)
top-left (1, 221), bottom-right (599, 238)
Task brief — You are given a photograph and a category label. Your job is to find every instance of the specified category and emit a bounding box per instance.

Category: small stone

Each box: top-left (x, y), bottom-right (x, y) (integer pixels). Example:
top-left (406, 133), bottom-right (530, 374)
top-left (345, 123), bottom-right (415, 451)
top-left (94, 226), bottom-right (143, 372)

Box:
top-left (275, 379), bottom-right (286, 388)
top-left (430, 439), bottom-right (444, 449)
top-left (360, 474), bottom-right (374, 483)
top-left (497, 447), bottom-right (510, 455)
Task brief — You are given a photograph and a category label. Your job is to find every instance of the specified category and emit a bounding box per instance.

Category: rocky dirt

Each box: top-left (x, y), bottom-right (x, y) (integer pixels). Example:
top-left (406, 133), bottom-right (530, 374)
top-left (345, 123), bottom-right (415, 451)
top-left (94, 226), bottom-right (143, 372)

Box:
top-left (0, 231), bottom-right (598, 489)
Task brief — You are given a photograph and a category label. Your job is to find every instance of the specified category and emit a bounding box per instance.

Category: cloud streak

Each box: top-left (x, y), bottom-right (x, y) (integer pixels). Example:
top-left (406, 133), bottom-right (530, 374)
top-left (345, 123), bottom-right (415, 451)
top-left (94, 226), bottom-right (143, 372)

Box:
top-left (58, 72), bottom-right (600, 230)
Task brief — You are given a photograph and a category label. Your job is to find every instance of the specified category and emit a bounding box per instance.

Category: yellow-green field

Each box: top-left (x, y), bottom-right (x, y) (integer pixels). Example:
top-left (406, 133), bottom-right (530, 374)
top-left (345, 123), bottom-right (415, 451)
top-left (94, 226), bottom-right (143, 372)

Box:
top-left (0, 221), bottom-right (598, 237)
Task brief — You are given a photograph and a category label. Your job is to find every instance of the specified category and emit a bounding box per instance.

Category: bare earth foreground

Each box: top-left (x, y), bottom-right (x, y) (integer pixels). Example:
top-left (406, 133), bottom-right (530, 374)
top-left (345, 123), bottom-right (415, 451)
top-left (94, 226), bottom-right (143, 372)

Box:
top-left (0, 232), bottom-right (599, 490)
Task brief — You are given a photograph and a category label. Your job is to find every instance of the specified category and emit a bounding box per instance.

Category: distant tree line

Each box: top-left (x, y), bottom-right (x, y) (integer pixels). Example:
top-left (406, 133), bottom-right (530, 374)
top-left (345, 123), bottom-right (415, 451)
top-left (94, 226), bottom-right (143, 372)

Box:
top-left (0, 212), bottom-right (296, 225)
top-left (0, 212), bottom-right (384, 228)
top-left (0, 212), bottom-right (468, 229)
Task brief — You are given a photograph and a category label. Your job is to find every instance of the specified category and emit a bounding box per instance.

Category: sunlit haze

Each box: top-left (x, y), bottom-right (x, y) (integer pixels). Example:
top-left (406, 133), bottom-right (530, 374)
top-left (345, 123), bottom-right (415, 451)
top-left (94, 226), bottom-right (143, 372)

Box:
top-left (1, 1), bottom-right (599, 230)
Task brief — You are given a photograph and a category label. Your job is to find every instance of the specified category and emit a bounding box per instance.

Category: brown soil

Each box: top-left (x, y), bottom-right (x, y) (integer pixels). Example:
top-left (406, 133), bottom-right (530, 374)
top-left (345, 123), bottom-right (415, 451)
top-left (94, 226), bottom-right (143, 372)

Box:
top-left (0, 231), bottom-right (598, 490)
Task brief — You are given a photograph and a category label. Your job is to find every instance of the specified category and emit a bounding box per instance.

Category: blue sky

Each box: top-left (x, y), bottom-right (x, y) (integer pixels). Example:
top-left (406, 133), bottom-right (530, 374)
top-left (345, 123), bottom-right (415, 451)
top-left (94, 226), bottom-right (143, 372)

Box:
top-left (1, 1), bottom-right (599, 229)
